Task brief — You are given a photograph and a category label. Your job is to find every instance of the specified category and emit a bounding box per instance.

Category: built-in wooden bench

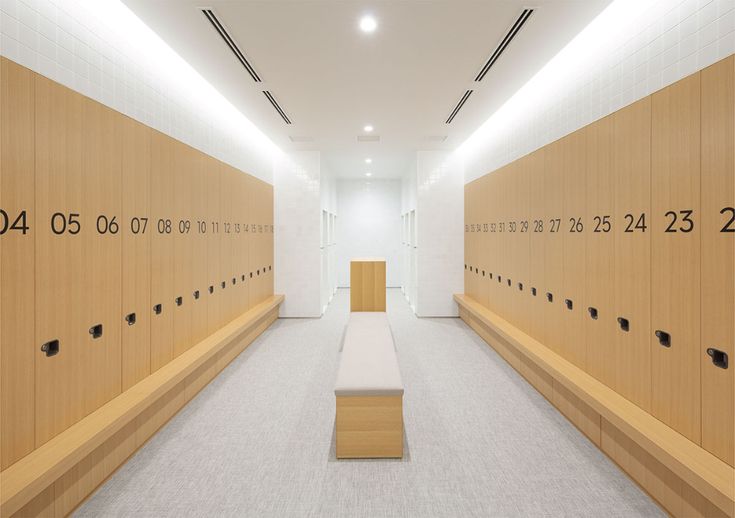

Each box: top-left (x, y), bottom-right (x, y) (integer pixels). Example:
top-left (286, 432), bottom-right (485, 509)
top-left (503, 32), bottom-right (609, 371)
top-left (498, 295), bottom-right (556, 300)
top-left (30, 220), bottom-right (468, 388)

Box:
top-left (334, 312), bottom-right (404, 459)
top-left (454, 294), bottom-right (735, 518)
top-left (0, 295), bottom-right (284, 518)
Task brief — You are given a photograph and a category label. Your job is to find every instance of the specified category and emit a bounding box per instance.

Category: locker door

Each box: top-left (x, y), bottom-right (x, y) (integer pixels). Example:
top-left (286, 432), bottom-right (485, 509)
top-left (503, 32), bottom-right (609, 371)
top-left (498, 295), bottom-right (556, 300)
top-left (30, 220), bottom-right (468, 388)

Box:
top-left (490, 170), bottom-right (504, 316)
top-left (561, 129), bottom-right (587, 369)
top-left (190, 152), bottom-right (208, 343)
top-left (504, 163), bottom-right (519, 324)
top-left (527, 149), bottom-right (546, 343)
top-left (477, 176), bottom-right (489, 308)
top-left (585, 115), bottom-right (616, 388)
top-left (543, 139), bottom-right (565, 356)
top-left (206, 157), bottom-right (221, 334)
top-left (121, 117), bottom-right (151, 390)
top-left (466, 181), bottom-right (475, 300)
top-left (1, 57), bottom-right (35, 468)
top-left (464, 184), bottom-right (470, 296)
top-left (150, 131), bottom-right (174, 371)
top-left (651, 72), bottom-right (701, 443)
top-left (484, 175), bottom-right (495, 311)
top-left (241, 174), bottom-right (252, 311)
top-left (172, 142), bottom-right (193, 357)
top-left (220, 165), bottom-right (234, 322)
top-left (80, 100), bottom-right (122, 414)
top-left (701, 56), bottom-right (734, 466)
top-left (515, 155), bottom-right (531, 332)
top-left (613, 97), bottom-right (652, 412)
top-left (266, 183), bottom-right (274, 297)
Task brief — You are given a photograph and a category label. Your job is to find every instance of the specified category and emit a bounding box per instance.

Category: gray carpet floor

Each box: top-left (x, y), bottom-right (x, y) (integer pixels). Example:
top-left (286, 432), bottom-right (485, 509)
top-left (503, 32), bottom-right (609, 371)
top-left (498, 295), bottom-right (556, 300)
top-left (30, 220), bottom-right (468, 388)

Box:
top-left (75, 288), bottom-right (663, 518)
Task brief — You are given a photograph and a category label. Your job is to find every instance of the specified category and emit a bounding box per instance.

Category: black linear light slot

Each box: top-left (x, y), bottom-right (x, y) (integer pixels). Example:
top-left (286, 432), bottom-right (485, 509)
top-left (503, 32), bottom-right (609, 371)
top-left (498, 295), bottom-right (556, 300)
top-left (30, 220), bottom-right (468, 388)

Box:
top-left (446, 90), bottom-right (473, 124)
top-left (475, 8), bottom-right (534, 82)
top-left (202, 9), bottom-right (261, 82)
top-left (263, 91), bottom-right (292, 124)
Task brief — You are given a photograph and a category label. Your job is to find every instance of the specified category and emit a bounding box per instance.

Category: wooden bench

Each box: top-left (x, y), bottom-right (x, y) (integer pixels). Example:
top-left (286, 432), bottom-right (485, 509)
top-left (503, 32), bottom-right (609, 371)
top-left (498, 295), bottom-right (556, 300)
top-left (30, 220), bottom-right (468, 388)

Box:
top-left (454, 294), bottom-right (735, 518)
top-left (334, 312), bottom-right (404, 459)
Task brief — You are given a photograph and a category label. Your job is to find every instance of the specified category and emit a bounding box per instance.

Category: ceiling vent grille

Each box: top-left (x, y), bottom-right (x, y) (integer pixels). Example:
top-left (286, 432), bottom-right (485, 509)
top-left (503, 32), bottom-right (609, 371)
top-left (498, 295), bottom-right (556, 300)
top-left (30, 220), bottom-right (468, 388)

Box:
top-left (289, 135), bottom-right (314, 143)
top-left (263, 91), bottom-right (292, 124)
top-left (475, 8), bottom-right (534, 82)
top-left (202, 9), bottom-right (262, 82)
top-left (445, 90), bottom-right (473, 124)
top-left (357, 135), bottom-right (380, 142)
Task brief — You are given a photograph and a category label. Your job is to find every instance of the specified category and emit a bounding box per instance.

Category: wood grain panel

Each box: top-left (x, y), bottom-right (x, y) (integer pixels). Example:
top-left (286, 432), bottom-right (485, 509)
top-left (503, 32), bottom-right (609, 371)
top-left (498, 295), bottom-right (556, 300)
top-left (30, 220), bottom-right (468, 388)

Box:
top-left (584, 115), bottom-right (616, 389)
top-left (527, 149), bottom-right (546, 343)
top-left (350, 259), bottom-right (386, 311)
top-left (206, 156), bottom-right (221, 334)
top-left (219, 165), bottom-right (234, 323)
top-left (190, 151), bottom-right (208, 344)
top-left (651, 72), bottom-right (701, 443)
top-left (700, 56), bottom-right (735, 466)
top-left (335, 395), bottom-right (403, 459)
top-left (0, 57), bottom-right (36, 468)
top-left (150, 131), bottom-right (174, 372)
top-left (543, 139), bottom-right (565, 356)
top-left (514, 155), bottom-right (531, 332)
top-left (613, 97), bottom-right (652, 412)
top-left (172, 141), bottom-right (193, 357)
top-left (121, 116), bottom-right (151, 390)
top-left (561, 129), bottom-right (587, 369)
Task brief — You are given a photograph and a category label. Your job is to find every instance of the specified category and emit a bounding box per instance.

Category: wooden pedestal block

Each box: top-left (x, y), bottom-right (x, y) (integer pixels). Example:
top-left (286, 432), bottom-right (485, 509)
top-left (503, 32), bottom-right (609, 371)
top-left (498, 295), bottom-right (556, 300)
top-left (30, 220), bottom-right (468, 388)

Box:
top-left (335, 396), bottom-right (403, 459)
top-left (350, 258), bottom-right (386, 312)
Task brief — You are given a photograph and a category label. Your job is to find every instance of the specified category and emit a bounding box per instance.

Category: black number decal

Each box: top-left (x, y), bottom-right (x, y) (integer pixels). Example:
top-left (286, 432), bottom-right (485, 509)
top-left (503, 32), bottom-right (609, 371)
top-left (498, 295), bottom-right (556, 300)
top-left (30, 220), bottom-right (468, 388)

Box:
top-left (509, 221), bottom-right (516, 233)
top-left (130, 217), bottom-right (148, 234)
top-left (721, 207), bottom-right (735, 233)
top-left (157, 218), bottom-right (172, 234)
top-left (490, 223), bottom-right (496, 233)
top-left (0, 209), bottom-right (29, 235)
top-left (624, 213), bottom-right (647, 232)
top-left (197, 220), bottom-right (207, 234)
top-left (225, 222), bottom-right (231, 234)
top-left (51, 212), bottom-right (81, 235)
top-left (178, 220), bottom-right (191, 234)
top-left (533, 219), bottom-right (543, 232)
top-left (96, 215), bottom-right (119, 234)
top-left (665, 210), bottom-right (694, 233)
top-left (211, 221), bottom-right (219, 233)
top-left (569, 217), bottom-right (583, 233)
top-left (520, 220), bottom-right (529, 233)
top-left (235, 223), bottom-right (241, 233)
top-left (549, 218), bottom-right (560, 233)
top-left (593, 215), bottom-right (611, 233)
top-left (498, 222), bottom-right (505, 233)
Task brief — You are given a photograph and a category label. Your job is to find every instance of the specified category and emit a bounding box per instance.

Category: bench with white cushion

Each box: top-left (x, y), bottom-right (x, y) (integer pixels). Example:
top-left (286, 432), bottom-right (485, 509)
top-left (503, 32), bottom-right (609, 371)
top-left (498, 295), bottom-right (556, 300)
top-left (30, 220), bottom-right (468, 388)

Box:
top-left (334, 312), bottom-right (404, 458)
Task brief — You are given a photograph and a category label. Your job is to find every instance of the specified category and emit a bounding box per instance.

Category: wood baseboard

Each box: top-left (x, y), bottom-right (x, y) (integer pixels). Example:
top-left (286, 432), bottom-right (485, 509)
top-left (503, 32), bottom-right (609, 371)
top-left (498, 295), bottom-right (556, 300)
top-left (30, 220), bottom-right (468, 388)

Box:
top-left (456, 294), bottom-right (734, 518)
top-left (1, 295), bottom-right (283, 518)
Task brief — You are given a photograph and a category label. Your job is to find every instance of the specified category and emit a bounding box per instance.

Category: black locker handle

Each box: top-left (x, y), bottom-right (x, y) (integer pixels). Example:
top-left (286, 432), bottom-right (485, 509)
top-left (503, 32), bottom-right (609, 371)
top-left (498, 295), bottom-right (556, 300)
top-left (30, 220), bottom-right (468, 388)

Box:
top-left (482, 270), bottom-right (485, 277)
top-left (232, 277), bottom-right (236, 285)
top-left (175, 296), bottom-right (183, 307)
top-left (241, 274), bottom-right (246, 282)
top-left (41, 339), bottom-right (60, 357)
top-left (531, 287), bottom-right (537, 296)
top-left (193, 290), bottom-right (200, 300)
top-left (617, 317), bottom-right (630, 332)
top-left (498, 276), bottom-right (502, 283)
top-left (706, 348), bottom-right (728, 369)
top-left (588, 307), bottom-right (598, 320)
top-left (153, 303), bottom-right (162, 315)
top-left (89, 324), bottom-right (103, 339)
top-left (269, 266), bottom-right (272, 271)
top-left (125, 313), bottom-right (136, 326)
top-left (655, 330), bottom-right (671, 347)
top-left (564, 299), bottom-right (573, 310)
top-left (209, 286), bottom-right (214, 294)
top-left (490, 273), bottom-right (493, 280)
top-left (221, 281), bottom-right (226, 289)
top-left (546, 292), bottom-right (553, 303)
top-left (518, 283), bottom-right (523, 291)
top-left (507, 279), bottom-right (511, 287)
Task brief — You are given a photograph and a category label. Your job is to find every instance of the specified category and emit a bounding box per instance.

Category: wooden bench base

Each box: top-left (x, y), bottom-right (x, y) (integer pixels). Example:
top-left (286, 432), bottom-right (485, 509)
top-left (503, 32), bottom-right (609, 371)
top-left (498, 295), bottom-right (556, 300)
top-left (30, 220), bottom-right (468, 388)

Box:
top-left (335, 396), bottom-right (403, 459)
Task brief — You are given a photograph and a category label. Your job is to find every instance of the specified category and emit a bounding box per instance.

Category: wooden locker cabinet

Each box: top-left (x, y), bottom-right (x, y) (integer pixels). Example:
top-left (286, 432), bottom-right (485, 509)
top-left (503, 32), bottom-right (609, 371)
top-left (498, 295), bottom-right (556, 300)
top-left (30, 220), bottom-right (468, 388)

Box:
top-left (700, 56), bottom-right (735, 467)
top-left (0, 57), bottom-right (36, 468)
top-left (206, 156), bottom-right (221, 335)
top-left (543, 138), bottom-right (565, 357)
top-left (651, 72), bottom-right (702, 444)
top-left (172, 140), bottom-right (193, 358)
top-left (190, 151), bottom-right (209, 345)
top-left (527, 149), bottom-right (546, 343)
top-left (612, 97), bottom-right (652, 412)
top-left (121, 116), bottom-right (152, 390)
top-left (584, 115), bottom-right (616, 389)
top-left (514, 155), bottom-right (531, 333)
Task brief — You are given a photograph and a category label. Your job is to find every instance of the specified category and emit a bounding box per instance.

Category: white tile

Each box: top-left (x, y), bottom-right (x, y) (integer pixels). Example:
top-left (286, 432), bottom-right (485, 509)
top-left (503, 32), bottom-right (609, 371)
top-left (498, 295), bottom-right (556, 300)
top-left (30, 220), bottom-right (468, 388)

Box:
top-left (0, 9), bottom-right (19, 39)
top-left (0, 0), bottom-right (19, 19)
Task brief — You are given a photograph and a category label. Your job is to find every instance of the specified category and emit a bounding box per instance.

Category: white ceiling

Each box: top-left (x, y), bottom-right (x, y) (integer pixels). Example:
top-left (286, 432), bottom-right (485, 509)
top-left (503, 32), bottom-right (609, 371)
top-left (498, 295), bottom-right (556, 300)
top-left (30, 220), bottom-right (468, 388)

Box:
top-left (123, 0), bottom-right (611, 178)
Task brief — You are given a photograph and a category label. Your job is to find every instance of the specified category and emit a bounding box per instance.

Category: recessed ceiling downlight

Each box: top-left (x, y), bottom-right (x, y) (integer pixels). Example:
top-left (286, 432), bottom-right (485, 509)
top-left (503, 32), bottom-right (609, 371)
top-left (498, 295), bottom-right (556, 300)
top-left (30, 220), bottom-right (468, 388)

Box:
top-left (365, 172), bottom-right (372, 177)
top-left (365, 158), bottom-right (372, 164)
top-left (363, 124), bottom-right (374, 132)
top-left (359, 15), bottom-right (377, 33)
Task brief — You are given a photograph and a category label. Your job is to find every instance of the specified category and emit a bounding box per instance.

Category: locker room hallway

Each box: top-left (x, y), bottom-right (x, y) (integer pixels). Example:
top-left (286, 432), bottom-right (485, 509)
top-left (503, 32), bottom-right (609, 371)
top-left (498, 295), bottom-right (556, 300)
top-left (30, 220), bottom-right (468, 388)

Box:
top-left (74, 289), bottom-right (661, 518)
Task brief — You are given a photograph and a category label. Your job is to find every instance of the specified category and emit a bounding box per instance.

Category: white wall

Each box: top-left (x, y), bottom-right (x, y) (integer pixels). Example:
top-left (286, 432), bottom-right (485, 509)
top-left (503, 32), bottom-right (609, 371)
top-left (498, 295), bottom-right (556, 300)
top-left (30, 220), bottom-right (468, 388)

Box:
top-left (461, 0), bottom-right (735, 182)
top-left (274, 151), bottom-right (321, 317)
top-left (337, 179), bottom-right (402, 288)
top-left (320, 166), bottom-right (338, 313)
top-left (416, 151), bottom-right (464, 317)
top-left (0, 0), bottom-right (278, 182)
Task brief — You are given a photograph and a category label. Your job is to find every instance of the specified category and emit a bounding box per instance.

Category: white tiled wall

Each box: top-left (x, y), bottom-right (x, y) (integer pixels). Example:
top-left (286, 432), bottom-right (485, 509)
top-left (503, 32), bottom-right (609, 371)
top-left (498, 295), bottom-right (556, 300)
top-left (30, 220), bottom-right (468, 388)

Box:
top-left (416, 151), bottom-right (464, 317)
top-left (462, 0), bottom-right (735, 182)
top-left (274, 151), bottom-right (322, 317)
top-left (0, 0), bottom-right (277, 182)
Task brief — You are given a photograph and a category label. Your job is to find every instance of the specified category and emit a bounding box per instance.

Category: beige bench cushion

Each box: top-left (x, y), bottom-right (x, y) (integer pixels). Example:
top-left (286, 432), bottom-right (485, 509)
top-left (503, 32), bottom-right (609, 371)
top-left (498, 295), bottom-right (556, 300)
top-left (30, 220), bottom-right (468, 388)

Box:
top-left (334, 312), bottom-right (404, 397)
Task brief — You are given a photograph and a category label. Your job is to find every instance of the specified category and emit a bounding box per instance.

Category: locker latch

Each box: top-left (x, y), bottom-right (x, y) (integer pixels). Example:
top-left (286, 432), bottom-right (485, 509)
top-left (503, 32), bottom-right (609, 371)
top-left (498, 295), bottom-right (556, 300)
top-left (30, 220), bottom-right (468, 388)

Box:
top-left (531, 287), bottom-right (537, 296)
top-left (209, 286), bottom-right (214, 294)
top-left (482, 270), bottom-right (485, 277)
top-left (498, 276), bottom-right (502, 283)
top-left (193, 290), bottom-right (200, 300)
top-left (564, 299), bottom-right (573, 310)
top-left (232, 277), bottom-right (236, 285)
top-left (518, 283), bottom-right (523, 291)
top-left (89, 324), bottom-right (103, 339)
top-left (153, 303), bottom-right (162, 315)
top-left (464, 264), bottom-right (467, 270)
top-left (250, 272), bottom-right (253, 279)
top-left (655, 330), bottom-right (671, 347)
top-left (241, 274), bottom-right (246, 282)
top-left (257, 270), bottom-right (260, 276)
top-left (546, 292), bottom-right (553, 303)
top-left (221, 281), bottom-right (226, 289)
top-left (706, 348), bottom-right (728, 369)
top-left (507, 279), bottom-right (511, 287)
top-left (490, 273), bottom-right (493, 280)
top-left (175, 296), bottom-right (183, 306)
top-left (125, 313), bottom-right (136, 326)
top-left (617, 317), bottom-right (630, 332)
top-left (269, 266), bottom-right (272, 271)
top-left (41, 339), bottom-right (60, 357)
top-left (588, 307), bottom-right (598, 320)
